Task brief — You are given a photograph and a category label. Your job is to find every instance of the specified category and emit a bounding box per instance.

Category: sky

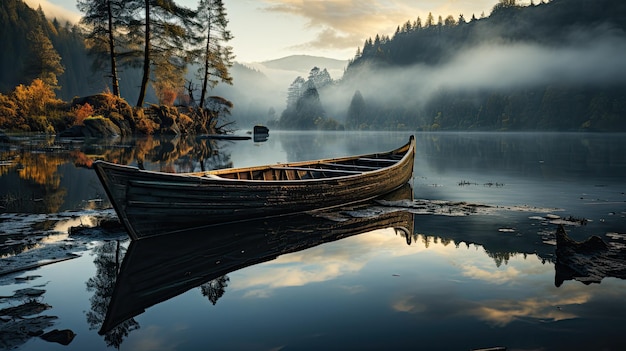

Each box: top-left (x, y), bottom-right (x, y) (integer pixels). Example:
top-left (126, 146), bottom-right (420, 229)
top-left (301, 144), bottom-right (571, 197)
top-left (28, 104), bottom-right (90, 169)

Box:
top-left (25, 0), bottom-right (499, 63)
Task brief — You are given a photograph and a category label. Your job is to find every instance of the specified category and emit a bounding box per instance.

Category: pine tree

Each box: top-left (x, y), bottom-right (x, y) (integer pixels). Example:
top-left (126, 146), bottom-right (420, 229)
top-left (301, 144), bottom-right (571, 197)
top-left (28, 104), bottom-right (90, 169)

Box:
top-left (346, 90), bottom-right (366, 129)
top-left (193, 0), bottom-right (234, 108)
top-left (294, 83), bottom-right (325, 129)
top-left (77, 0), bottom-right (129, 97)
top-left (425, 12), bottom-right (435, 27)
top-left (286, 76), bottom-right (306, 109)
top-left (26, 26), bottom-right (64, 89)
top-left (307, 67), bottom-right (332, 89)
top-left (129, 0), bottom-right (196, 107)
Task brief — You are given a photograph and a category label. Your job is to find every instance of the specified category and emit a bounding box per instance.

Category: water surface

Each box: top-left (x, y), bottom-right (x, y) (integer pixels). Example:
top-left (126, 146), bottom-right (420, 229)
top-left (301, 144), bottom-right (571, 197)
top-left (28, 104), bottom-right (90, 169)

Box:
top-left (1, 131), bottom-right (625, 350)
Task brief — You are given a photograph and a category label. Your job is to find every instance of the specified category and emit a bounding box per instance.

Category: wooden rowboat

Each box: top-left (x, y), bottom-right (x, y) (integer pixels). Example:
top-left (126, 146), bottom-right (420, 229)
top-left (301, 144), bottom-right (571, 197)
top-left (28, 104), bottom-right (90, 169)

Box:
top-left (93, 135), bottom-right (415, 240)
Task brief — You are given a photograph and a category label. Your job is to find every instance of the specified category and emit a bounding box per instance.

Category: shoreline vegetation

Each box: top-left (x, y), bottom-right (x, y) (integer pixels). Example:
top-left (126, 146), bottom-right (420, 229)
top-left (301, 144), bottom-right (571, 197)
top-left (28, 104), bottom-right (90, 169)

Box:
top-left (1, 0), bottom-right (235, 137)
top-left (0, 84), bottom-right (233, 138)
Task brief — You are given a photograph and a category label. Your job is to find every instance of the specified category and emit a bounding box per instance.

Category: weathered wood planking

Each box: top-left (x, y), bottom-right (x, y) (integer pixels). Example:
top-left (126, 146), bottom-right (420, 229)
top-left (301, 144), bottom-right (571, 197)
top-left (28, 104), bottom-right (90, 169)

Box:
top-left (94, 136), bottom-right (415, 240)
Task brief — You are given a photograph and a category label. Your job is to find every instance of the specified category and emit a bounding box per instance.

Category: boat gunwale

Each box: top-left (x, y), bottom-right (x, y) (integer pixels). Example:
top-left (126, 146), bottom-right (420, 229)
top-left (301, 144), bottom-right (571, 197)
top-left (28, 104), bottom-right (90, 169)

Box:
top-left (92, 136), bottom-right (416, 240)
top-left (93, 136), bottom-right (415, 185)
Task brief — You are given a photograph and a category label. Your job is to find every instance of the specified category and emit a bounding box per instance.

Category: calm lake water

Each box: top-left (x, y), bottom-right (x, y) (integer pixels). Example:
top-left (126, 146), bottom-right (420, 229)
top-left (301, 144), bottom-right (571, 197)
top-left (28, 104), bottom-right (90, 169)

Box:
top-left (1, 131), bottom-right (626, 350)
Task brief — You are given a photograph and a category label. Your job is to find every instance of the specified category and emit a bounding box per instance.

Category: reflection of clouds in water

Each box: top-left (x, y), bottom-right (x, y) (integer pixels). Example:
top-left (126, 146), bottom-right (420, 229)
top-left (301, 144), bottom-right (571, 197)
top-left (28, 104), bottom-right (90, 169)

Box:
top-left (386, 239), bottom-right (594, 327)
top-left (232, 229), bottom-right (483, 298)
top-left (461, 265), bottom-right (522, 284)
top-left (232, 228), bottom-right (403, 296)
top-left (238, 262), bottom-right (361, 297)
top-left (338, 285), bottom-right (366, 295)
top-left (392, 289), bottom-right (590, 327)
top-left (230, 225), bottom-right (593, 329)
top-left (127, 325), bottom-right (186, 351)
top-left (470, 292), bottom-right (590, 326)
top-left (392, 298), bottom-right (427, 314)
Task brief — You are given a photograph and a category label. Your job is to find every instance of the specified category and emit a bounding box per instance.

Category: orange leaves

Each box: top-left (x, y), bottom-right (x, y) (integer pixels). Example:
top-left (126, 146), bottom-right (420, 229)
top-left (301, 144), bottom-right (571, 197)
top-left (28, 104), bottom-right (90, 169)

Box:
top-left (71, 103), bottom-right (94, 126)
top-left (12, 79), bottom-right (59, 117)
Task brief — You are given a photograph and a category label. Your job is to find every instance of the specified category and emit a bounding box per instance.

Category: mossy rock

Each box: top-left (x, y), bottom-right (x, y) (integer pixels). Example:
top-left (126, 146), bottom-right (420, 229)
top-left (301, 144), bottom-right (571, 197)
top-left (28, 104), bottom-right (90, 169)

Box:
top-left (83, 116), bottom-right (121, 138)
top-left (71, 94), bottom-right (134, 136)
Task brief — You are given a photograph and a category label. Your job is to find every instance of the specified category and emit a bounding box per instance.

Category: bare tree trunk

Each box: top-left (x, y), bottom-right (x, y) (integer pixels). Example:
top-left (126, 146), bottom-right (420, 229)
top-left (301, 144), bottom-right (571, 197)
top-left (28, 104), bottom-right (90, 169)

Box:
top-left (136, 0), bottom-right (150, 107)
top-left (107, 0), bottom-right (120, 97)
top-left (199, 19), bottom-right (212, 107)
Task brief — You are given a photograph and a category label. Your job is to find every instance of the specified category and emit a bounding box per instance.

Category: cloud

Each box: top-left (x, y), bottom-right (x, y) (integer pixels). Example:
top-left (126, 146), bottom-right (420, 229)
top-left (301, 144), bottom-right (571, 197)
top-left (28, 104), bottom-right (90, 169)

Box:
top-left (289, 28), bottom-right (363, 51)
top-left (261, 0), bottom-right (495, 51)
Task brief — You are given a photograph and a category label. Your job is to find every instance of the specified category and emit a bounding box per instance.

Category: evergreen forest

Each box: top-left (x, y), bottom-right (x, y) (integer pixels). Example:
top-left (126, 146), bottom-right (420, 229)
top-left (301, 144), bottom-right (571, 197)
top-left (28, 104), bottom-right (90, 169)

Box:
top-left (338, 0), bottom-right (626, 131)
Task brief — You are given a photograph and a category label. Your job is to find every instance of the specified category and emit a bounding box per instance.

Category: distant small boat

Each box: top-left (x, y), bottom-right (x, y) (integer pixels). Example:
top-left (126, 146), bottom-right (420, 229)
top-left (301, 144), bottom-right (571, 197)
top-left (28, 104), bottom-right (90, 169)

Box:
top-left (253, 125), bottom-right (269, 142)
top-left (93, 136), bottom-right (415, 240)
top-left (253, 125), bottom-right (269, 134)
top-left (99, 198), bottom-right (414, 334)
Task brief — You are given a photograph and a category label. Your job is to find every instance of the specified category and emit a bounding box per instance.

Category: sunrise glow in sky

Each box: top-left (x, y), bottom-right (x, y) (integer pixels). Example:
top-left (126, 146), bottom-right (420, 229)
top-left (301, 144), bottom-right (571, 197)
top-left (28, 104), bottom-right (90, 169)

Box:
top-left (27, 0), bottom-right (498, 62)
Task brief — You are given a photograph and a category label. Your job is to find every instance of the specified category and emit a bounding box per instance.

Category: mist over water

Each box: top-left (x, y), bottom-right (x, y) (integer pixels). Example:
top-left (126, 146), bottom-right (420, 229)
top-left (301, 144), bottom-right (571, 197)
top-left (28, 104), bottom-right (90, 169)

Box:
top-left (321, 26), bottom-right (626, 121)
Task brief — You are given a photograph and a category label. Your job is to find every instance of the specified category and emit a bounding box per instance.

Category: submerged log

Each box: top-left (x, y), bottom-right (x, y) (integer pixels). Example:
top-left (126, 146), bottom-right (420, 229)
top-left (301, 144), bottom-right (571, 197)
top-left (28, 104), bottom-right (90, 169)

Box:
top-left (555, 224), bottom-right (626, 286)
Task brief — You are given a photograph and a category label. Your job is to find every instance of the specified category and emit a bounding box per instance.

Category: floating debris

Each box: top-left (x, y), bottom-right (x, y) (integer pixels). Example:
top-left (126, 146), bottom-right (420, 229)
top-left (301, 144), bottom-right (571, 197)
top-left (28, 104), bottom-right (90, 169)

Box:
top-left (0, 300), bottom-right (51, 318)
top-left (40, 329), bottom-right (76, 346)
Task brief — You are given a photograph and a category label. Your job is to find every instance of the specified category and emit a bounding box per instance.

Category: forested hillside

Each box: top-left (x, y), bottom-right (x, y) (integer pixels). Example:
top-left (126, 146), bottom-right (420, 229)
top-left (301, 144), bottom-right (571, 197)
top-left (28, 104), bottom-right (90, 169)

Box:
top-left (0, 0), bottom-right (237, 135)
top-left (337, 0), bottom-right (626, 131)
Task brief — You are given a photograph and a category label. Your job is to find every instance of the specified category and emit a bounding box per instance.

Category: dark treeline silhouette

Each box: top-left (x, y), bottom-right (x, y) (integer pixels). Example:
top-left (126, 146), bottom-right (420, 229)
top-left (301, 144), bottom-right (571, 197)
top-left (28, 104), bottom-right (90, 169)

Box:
top-left (339, 0), bottom-right (626, 131)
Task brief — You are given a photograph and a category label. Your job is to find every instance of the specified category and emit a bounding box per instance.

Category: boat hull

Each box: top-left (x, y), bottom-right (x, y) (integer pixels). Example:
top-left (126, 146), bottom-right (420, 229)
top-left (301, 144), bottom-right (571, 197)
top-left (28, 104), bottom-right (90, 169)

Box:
top-left (94, 136), bottom-right (415, 240)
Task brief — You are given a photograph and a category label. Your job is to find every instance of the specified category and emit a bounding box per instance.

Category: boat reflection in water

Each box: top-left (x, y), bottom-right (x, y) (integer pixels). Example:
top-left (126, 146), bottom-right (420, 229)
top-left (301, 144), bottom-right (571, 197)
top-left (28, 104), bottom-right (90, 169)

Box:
top-left (99, 185), bottom-right (414, 335)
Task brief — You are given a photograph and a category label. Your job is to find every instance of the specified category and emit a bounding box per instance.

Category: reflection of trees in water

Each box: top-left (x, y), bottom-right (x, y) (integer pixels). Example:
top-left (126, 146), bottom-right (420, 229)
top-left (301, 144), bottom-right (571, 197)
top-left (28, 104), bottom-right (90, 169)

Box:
top-left (121, 136), bottom-right (233, 173)
top-left (200, 276), bottom-right (230, 305)
top-left (1, 135), bottom-right (235, 212)
top-left (17, 153), bottom-right (61, 187)
top-left (0, 152), bottom-right (68, 213)
top-left (404, 231), bottom-right (545, 267)
top-left (85, 241), bottom-right (139, 348)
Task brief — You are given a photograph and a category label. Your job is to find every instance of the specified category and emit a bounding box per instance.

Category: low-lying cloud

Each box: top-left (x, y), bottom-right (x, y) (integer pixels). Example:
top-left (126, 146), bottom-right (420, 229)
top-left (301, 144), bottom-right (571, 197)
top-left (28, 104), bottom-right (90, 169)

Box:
top-left (321, 30), bottom-right (626, 117)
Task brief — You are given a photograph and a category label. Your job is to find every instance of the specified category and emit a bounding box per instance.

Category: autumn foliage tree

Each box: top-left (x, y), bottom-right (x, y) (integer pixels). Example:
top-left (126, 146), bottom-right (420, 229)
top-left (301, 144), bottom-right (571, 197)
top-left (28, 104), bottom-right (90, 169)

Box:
top-left (0, 79), bottom-right (61, 131)
top-left (12, 79), bottom-right (58, 117)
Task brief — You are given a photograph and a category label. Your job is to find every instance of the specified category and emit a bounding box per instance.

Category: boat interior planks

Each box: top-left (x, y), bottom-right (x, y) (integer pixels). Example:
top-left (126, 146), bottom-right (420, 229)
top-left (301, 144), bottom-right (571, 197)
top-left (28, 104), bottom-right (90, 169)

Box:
top-left (93, 136), bottom-right (415, 240)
